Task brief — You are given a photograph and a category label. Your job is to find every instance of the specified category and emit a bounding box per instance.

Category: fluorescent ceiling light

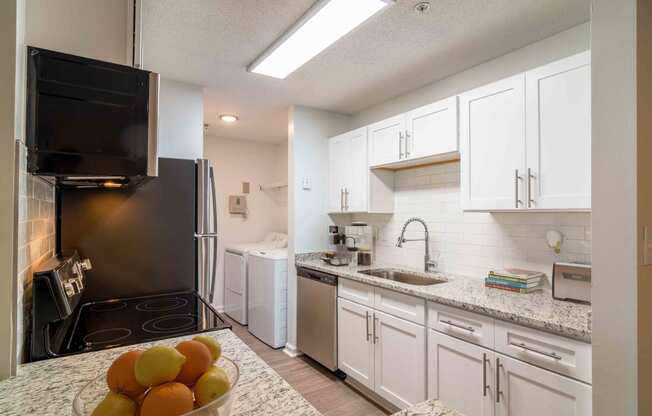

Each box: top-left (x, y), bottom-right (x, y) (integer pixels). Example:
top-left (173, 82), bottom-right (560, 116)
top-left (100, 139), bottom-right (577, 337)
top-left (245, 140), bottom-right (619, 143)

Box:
top-left (249, 0), bottom-right (391, 79)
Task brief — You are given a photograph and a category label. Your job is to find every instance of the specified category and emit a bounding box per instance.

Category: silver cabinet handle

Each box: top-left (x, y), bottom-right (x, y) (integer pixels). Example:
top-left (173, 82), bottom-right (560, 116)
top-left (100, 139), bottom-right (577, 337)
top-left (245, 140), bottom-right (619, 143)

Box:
top-left (482, 353), bottom-right (489, 397)
top-left (405, 130), bottom-right (411, 158)
top-left (344, 188), bottom-right (349, 211)
top-left (509, 342), bottom-right (562, 360)
top-left (496, 357), bottom-right (502, 403)
top-left (365, 311), bottom-right (371, 342)
top-left (340, 188), bottom-right (344, 212)
top-left (514, 169), bottom-right (523, 208)
top-left (527, 168), bottom-right (535, 208)
top-left (399, 131), bottom-right (404, 159)
top-left (373, 313), bottom-right (379, 344)
top-left (441, 319), bottom-right (475, 333)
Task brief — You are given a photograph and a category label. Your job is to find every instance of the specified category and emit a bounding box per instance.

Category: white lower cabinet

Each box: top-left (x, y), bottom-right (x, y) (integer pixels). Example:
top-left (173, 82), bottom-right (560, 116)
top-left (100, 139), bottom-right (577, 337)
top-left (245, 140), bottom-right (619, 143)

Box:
top-left (428, 330), bottom-right (495, 416)
top-left (496, 353), bottom-right (592, 416)
top-left (337, 298), bottom-right (426, 409)
top-left (373, 310), bottom-right (426, 409)
top-left (428, 330), bottom-right (592, 416)
top-left (337, 298), bottom-right (374, 390)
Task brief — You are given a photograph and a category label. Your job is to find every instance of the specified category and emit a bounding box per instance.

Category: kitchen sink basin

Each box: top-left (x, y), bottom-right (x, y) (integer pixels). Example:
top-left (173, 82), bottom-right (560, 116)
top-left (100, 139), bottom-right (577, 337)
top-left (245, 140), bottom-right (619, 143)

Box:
top-left (359, 268), bottom-right (447, 286)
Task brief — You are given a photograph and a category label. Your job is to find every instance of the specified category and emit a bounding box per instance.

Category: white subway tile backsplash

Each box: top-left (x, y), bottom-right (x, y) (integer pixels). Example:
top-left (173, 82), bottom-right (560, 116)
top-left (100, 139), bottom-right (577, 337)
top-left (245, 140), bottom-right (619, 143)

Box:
top-left (354, 161), bottom-right (591, 283)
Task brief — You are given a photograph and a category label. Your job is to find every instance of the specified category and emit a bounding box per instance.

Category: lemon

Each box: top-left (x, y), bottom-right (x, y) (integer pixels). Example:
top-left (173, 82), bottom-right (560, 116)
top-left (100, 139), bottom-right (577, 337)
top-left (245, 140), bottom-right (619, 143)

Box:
top-left (194, 366), bottom-right (231, 406)
top-left (134, 345), bottom-right (186, 387)
top-left (91, 392), bottom-right (137, 416)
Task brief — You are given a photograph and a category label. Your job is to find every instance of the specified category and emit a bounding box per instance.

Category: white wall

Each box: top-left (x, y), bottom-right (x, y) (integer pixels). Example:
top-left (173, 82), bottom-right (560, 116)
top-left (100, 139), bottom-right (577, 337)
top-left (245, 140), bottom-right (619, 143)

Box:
top-left (591, 1), bottom-right (638, 414)
top-left (286, 106), bottom-right (350, 354)
top-left (25, 0), bottom-right (128, 65)
top-left (203, 136), bottom-right (288, 310)
top-left (158, 78), bottom-right (204, 160)
top-left (351, 23), bottom-right (590, 128)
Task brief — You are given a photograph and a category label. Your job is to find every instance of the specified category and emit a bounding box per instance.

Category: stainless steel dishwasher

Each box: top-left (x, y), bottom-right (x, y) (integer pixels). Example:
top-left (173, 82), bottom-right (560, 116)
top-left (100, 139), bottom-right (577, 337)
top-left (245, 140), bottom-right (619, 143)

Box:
top-left (297, 267), bottom-right (338, 371)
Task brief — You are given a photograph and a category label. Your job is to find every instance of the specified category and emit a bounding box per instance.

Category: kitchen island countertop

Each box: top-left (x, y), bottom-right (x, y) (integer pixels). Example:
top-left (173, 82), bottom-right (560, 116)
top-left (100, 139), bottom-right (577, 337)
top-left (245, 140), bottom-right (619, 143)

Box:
top-left (0, 329), bottom-right (321, 416)
top-left (391, 399), bottom-right (464, 416)
top-left (296, 254), bottom-right (591, 342)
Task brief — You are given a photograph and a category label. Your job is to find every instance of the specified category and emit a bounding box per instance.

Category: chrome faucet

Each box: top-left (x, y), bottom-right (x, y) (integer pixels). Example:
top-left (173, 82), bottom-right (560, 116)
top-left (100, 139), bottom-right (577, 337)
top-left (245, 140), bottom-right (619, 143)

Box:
top-left (396, 217), bottom-right (437, 273)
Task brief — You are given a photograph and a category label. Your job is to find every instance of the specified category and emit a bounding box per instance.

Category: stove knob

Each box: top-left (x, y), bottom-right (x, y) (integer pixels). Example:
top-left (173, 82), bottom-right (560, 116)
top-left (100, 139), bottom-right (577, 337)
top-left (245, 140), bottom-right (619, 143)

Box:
top-left (80, 259), bottom-right (93, 271)
top-left (63, 281), bottom-right (76, 297)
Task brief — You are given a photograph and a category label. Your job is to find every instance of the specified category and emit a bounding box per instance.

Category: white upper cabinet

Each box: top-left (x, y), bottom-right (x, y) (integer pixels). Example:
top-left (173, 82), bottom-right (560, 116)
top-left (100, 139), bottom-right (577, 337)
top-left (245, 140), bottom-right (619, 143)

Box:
top-left (525, 51), bottom-right (591, 210)
top-left (461, 51), bottom-right (591, 211)
top-left (328, 128), bottom-right (393, 214)
top-left (368, 96), bottom-right (459, 169)
top-left (460, 74), bottom-right (526, 210)
top-left (369, 115), bottom-right (405, 166)
top-left (406, 96), bottom-right (459, 160)
top-left (328, 128), bottom-right (369, 213)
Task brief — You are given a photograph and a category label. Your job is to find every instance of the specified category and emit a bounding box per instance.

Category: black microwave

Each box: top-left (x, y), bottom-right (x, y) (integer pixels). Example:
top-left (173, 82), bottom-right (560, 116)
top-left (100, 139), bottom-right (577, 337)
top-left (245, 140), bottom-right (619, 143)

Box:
top-left (26, 47), bottom-right (159, 187)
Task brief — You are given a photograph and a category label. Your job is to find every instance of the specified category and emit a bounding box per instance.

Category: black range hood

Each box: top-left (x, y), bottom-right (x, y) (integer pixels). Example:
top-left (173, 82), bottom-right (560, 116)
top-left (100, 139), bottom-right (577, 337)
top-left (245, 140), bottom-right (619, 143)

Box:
top-left (26, 47), bottom-right (159, 188)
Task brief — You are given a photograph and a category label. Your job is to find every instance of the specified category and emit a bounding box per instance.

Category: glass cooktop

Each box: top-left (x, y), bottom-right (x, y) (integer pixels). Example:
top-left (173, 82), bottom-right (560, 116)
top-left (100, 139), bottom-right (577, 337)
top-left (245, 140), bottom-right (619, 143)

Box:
top-left (60, 291), bottom-right (230, 354)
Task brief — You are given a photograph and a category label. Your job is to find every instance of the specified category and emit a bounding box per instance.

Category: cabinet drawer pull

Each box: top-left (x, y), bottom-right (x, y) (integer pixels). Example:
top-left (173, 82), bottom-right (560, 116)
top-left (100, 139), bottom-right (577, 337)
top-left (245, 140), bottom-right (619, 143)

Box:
top-left (496, 358), bottom-right (502, 403)
top-left (514, 169), bottom-right (523, 208)
top-left (405, 130), bottom-right (411, 158)
top-left (399, 131), bottom-right (404, 159)
top-left (509, 342), bottom-right (562, 360)
top-left (365, 311), bottom-right (371, 342)
top-left (527, 168), bottom-right (536, 208)
top-left (373, 313), bottom-right (379, 344)
top-left (482, 353), bottom-right (489, 397)
top-left (340, 188), bottom-right (344, 211)
top-left (441, 319), bottom-right (475, 333)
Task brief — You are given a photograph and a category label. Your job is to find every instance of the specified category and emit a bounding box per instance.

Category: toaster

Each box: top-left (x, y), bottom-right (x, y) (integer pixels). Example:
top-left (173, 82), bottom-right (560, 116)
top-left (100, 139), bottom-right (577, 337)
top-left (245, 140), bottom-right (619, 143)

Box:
top-left (552, 262), bottom-right (591, 304)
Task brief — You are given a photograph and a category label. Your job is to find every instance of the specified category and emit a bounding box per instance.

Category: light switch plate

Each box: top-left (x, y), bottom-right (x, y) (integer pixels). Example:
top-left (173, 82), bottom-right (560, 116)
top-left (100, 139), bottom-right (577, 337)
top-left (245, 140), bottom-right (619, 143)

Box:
top-left (644, 226), bottom-right (652, 265)
top-left (302, 177), bottom-right (311, 190)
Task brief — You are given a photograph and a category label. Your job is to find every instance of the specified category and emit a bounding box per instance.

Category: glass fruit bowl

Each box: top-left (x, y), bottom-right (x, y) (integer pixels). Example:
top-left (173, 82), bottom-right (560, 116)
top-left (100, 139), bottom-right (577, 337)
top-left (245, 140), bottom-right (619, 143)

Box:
top-left (72, 356), bottom-right (239, 416)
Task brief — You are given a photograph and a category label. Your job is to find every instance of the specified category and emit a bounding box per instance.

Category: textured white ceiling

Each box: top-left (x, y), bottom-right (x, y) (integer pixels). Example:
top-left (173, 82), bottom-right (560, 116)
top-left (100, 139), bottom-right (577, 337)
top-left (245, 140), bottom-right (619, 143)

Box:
top-left (142, 0), bottom-right (590, 143)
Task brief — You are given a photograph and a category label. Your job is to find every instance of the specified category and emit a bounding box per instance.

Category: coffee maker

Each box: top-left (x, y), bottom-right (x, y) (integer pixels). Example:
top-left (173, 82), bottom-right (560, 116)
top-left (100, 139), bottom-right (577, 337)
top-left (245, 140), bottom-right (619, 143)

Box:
top-left (325, 225), bottom-right (350, 266)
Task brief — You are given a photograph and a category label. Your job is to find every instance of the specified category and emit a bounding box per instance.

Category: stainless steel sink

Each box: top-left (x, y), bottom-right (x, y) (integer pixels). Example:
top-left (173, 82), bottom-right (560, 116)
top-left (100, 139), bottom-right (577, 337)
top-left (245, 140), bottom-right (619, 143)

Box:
top-left (359, 268), bottom-right (447, 286)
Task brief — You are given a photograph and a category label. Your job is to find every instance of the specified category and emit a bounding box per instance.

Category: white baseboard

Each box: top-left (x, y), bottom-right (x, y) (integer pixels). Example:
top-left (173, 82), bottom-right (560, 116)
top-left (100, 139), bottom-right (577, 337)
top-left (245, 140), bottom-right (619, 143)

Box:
top-left (283, 343), bottom-right (303, 358)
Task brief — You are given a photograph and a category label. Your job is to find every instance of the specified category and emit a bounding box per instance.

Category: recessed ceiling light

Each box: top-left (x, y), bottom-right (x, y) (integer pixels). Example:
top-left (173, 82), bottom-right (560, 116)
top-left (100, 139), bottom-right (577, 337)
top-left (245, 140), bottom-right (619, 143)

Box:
top-left (220, 114), bottom-right (239, 123)
top-left (248, 0), bottom-right (392, 79)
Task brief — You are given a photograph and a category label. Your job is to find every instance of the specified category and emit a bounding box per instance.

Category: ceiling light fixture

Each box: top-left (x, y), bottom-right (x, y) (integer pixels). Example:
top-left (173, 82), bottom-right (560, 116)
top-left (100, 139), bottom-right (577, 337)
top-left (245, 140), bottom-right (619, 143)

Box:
top-left (248, 0), bottom-right (392, 79)
top-left (220, 114), bottom-right (239, 123)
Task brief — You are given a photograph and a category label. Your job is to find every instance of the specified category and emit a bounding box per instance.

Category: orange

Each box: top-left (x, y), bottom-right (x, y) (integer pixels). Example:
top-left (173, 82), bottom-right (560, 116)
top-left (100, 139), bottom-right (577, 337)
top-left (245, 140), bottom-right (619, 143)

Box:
top-left (175, 340), bottom-right (212, 385)
top-left (107, 351), bottom-right (148, 399)
top-left (140, 382), bottom-right (194, 416)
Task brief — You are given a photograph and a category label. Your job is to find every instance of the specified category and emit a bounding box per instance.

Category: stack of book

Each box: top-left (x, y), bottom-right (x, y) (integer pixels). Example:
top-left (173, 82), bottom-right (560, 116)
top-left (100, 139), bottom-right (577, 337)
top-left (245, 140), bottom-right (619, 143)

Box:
top-left (485, 269), bottom-right (544, 293)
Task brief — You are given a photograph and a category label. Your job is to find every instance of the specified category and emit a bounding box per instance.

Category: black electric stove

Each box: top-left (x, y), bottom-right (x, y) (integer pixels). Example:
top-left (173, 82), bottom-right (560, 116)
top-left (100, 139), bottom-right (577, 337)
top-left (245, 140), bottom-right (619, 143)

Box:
top-left (64, 291), bottom-right (230, 355)
top-left (30, 253), bottom-right (230, 361)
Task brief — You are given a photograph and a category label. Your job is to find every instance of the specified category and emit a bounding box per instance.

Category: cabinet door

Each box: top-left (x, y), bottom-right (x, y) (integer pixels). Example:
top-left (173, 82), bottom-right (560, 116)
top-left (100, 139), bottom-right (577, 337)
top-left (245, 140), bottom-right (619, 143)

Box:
top-left (328, 134), bottom-right (348, 213)
top-left (373, 310), bottom-right (426, 409)
top-left (495, 353), bottom-right (592, 416)
top-left (460, 74), bottom-right (526, 210)
top-left (526, 51), bottom-right (591, 210)
top-left (346, 128), bottom-right (369, 212)
top-left (369, 115), bottom-right (405, 166)
top-left (428, 330), bottom-right (495, 416)
top-left (337, 298), bottom-right (375, 390)
top-left (406, 96), bottom-right (459, 159)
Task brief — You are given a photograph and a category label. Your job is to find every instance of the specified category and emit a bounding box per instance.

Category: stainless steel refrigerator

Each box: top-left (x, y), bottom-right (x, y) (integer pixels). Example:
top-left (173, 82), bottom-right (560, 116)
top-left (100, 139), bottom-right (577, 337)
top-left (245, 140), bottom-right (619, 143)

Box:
top-left (59, 158), bottom-right (219, 303)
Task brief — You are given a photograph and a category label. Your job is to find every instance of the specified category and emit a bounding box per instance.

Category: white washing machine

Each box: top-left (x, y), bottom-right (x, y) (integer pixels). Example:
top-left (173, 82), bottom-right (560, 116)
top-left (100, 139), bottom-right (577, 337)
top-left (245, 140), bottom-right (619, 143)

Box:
top-left (247, 248), bottom-right (288, 349)
top-left (223, 233), bottom-right (287, 325)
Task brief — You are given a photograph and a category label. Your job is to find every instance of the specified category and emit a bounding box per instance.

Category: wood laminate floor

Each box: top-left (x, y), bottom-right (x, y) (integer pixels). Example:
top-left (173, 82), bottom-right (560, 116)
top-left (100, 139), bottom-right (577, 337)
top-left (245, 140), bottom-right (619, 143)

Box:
top-left (225, 317), bottom-right (389, 416)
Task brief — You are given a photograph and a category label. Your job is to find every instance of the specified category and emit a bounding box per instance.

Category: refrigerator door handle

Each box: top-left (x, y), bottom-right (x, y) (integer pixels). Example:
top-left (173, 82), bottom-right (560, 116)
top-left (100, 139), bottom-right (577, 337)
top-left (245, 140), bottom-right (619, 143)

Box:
top-left (208, 167), bottom-right (218, 303)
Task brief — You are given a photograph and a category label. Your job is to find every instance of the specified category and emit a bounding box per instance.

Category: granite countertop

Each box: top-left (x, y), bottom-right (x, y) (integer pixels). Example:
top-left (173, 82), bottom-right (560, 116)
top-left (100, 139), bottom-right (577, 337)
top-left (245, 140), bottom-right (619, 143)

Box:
top-left (0, 330), bottom-right (321, 416)
top-left (296, 255), bottom-right (591, 342)
top-left (392, 399), bottom-right (464, 416)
